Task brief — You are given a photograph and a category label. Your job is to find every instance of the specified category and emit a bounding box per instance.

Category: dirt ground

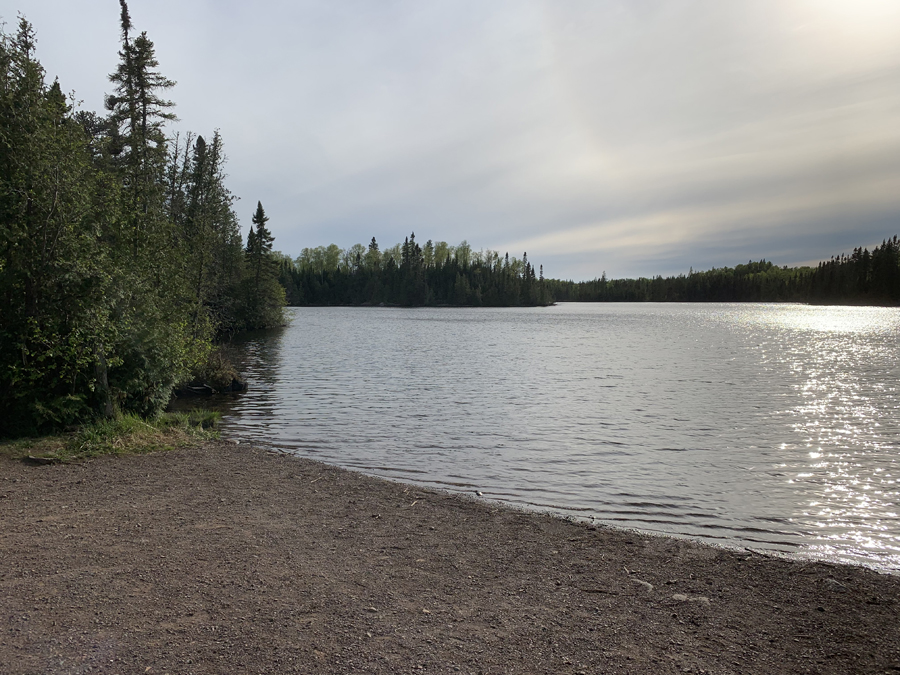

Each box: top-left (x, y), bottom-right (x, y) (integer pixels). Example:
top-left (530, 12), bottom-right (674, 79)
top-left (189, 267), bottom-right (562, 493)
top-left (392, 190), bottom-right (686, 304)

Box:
top-left (1, 441), bottom-right (898, 674)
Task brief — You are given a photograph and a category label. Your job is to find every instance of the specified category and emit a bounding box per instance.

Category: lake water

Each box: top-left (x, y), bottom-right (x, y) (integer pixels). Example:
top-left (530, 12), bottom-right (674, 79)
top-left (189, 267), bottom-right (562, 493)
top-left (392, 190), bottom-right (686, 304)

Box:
top-left (204, 303), bottom-right (900, 572)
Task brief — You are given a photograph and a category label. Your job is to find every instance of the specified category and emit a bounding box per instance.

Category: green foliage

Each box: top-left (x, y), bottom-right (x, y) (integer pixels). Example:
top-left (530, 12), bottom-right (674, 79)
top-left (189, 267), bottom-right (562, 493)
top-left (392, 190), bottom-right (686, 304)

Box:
top-left (0, 410), bottom-right (219, 462)
top-left (282, 233), bottom-right (899, 308)
top-left (166, 130), bottom-right (245, 335)
top-left (0, 18), bottom-right (115, 435)
top-left (0, 8), bottom-right (284, 437)
top-left (234, 271), bottom-right (287, 329)
top-left (182, 347), bottom-right (243, 391)
top-left (282, 233), bottom-right (551, 307)
top-left (237, 201), bottom-right (285, 329)
top-left (107, 312), bottom-right (203, 417)
top-left (546, 237), bottom-right (900, 305)
top-left (105, 1), bottom-right (176, 266)
top-left (63, 412), bottom-right (211, 459)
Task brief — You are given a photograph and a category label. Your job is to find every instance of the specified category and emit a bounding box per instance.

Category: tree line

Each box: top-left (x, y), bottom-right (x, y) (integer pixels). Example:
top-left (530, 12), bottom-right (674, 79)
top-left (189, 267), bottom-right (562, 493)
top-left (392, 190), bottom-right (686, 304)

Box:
top-left (278, 233), bottom-right (552, 307)
top-left (546, 236), bottom-right (900, 305)
top-left (0, 6), bottom-right (284, 436)
top-left (278, 232), bottom-right (900, 308)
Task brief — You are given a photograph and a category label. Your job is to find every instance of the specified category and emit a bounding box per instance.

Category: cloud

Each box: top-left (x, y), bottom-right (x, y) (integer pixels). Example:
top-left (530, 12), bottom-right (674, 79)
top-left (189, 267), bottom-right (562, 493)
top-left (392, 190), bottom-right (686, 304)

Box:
top-left (10, 0), bottom-right (900, 279)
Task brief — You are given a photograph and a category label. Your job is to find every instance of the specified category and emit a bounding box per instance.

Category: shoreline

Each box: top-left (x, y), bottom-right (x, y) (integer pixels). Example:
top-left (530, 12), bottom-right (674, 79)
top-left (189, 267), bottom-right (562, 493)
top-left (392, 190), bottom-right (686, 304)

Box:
top-left (1, 440), bottom-right (898, 674)
top-left (252, 445), bottom-right (899, 578)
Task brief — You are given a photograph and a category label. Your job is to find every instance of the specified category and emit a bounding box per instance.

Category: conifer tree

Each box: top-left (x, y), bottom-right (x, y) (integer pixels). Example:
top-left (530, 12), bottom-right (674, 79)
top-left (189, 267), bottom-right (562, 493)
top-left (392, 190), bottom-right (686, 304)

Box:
top-left (236, 201), bottom-right (283, 329)
top-left (175, 132), bottom-right (243, 334)
top-left (248, 201), bottom-right (274, 288)
top-left (106, 0), bottom-right (176, 262)
top-left (365, 236), bottom-right (381, 270)
top-left (100, 1), bottom-right (202, 417)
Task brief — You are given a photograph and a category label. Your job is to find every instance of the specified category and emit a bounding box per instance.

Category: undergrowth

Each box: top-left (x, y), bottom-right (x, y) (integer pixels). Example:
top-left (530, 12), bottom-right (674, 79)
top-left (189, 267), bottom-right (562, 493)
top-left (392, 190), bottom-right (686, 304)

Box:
top-left (0, 410), bottom-right (220, 463)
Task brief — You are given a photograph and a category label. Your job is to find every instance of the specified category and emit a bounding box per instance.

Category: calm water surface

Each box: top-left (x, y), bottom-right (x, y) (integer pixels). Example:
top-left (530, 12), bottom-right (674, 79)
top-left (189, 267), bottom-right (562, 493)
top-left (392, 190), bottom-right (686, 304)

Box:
top-left (210, 304), bottom-right (900, 571)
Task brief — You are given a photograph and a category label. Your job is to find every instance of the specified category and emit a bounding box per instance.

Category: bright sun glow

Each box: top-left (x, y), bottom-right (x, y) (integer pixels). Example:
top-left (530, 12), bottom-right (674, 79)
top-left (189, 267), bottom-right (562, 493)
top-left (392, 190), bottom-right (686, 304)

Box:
top-left (804, 0), bottom-right (900, 43)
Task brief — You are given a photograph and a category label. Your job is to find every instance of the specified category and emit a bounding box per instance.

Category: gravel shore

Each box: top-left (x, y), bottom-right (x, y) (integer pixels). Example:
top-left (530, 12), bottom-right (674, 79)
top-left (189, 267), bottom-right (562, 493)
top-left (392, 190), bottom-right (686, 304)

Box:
top-left (1, 441), bottom-right (898, 674)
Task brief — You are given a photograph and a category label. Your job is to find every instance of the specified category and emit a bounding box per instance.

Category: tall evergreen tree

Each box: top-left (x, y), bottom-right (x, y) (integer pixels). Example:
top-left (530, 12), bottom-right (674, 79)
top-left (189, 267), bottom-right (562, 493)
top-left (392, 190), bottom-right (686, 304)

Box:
top-left (99, 1), bottom-right (203, 417)
top-left (236, 201), bottom-right (283, 329)
top-left (248, 201), bottom-right (274, 288)
top-left (105, 0), bottom-right (176, 263)
top-left (173, 132), bottom-right (244, 335)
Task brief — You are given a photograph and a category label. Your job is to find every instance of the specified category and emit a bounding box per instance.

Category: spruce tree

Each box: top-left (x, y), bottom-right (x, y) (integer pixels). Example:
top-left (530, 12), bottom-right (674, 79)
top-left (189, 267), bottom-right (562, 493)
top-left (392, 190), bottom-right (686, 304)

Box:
top-left (236, 201), bottom-right (283, 329)
top-left (248, 201), bottom-right (274, 288)
top-left (365, 236), bottom-right (381, 270)
top-left (106, 0), bottom-right (176, 261)
top-left (173, 132), bottom-right (243, 335)
top-left (101, 1), bottom-right (202, 417)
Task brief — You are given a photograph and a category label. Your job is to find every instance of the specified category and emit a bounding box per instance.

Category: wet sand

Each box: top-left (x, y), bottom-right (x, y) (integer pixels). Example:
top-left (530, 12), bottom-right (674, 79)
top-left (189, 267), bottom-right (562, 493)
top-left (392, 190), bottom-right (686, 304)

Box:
top-left (1, 441), bottom-right (898, 674)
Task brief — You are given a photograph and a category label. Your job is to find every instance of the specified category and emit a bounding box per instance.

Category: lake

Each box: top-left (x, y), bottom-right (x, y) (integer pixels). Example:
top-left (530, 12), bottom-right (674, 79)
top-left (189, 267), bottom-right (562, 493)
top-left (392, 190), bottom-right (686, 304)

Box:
top-left (201, 303), bottom-right (900, 572)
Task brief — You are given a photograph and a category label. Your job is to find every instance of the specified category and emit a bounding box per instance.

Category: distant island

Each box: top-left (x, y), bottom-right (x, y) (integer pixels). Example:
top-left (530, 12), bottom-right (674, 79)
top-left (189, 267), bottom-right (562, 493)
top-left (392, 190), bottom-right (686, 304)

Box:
top-left (277, 235), bottom-right (551, 307)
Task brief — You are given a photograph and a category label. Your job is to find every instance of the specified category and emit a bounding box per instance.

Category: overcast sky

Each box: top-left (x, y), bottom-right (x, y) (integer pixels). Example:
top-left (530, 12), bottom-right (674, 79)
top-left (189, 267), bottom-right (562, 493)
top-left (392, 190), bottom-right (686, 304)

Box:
top-left (6, 0), bottom-right (900, 279)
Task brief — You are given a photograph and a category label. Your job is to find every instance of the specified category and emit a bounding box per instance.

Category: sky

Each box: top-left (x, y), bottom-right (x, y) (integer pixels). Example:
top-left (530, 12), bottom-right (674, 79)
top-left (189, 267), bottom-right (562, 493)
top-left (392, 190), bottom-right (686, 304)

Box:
top-left (5, 0), bottom-right (900, 280)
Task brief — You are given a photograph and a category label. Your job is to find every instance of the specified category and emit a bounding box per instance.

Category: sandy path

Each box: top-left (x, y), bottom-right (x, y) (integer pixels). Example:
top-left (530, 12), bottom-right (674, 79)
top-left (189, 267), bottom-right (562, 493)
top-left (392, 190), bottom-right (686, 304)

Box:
top-left (1, 441), bottom-right (898, 674)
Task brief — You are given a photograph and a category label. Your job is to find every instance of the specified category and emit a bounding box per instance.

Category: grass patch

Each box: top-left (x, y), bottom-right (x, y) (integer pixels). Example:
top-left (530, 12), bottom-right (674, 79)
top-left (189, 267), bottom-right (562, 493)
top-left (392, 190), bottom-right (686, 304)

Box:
top-left (0, 410), bottom-right (220, 463)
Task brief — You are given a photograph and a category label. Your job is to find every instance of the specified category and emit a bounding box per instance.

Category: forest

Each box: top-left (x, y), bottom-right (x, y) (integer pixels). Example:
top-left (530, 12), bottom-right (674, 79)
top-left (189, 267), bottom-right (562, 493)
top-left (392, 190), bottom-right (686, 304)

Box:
top-left (278, 235), bottom-right (551, 307)
top-left (546, 237), bottom-right (900, 305)
top-left (276, 234), bottom-right (900, 308)
top-left (0, 7), bottom-right (284, 436)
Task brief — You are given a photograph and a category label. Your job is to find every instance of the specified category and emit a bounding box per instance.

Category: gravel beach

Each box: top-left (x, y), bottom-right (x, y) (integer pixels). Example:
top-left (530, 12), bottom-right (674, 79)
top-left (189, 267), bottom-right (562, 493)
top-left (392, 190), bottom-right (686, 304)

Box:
top-left (1, 441), bottom-right (898, 674)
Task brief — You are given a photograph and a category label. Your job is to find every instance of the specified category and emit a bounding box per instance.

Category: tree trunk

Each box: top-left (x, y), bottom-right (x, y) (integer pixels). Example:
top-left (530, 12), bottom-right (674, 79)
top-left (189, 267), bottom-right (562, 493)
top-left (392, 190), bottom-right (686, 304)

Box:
top-left (94, 347), bottom-right (116, 419)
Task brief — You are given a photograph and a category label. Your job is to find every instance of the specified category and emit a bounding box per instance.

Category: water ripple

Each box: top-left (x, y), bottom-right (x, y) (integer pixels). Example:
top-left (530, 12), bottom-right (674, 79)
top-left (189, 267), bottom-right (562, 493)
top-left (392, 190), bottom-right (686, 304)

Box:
top-left (194, 303), bottom-right (900, 572)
